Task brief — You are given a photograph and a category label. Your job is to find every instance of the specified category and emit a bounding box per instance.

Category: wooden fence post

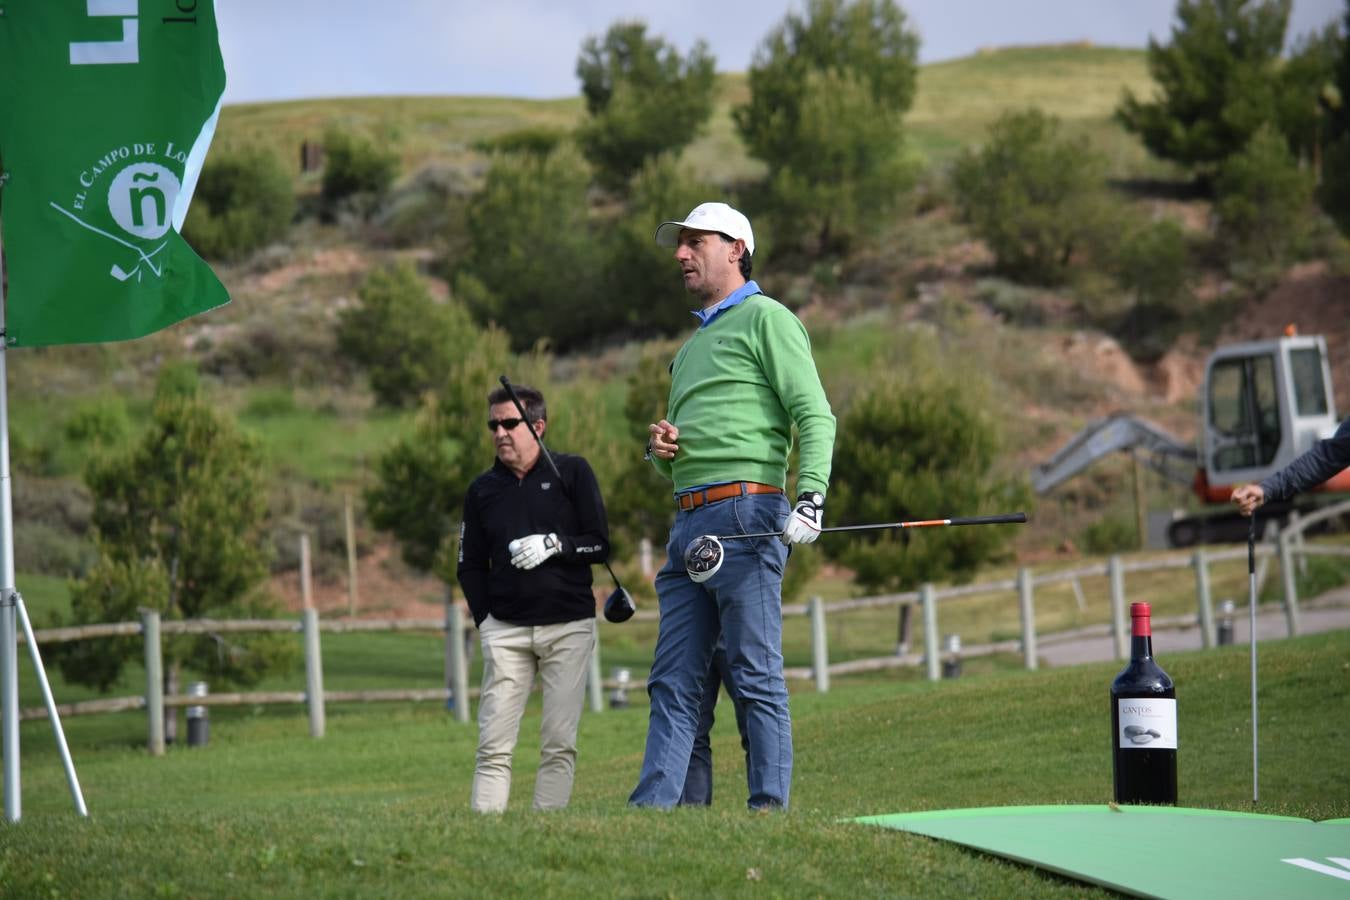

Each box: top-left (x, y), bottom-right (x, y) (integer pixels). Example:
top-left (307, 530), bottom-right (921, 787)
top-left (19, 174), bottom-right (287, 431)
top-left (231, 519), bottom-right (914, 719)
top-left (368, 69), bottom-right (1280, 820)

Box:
top-left (1193, 548), bottom-right (1216, 648)
top-left (345, 492), bottom-right (359, 616)
top-left (809, 596), bottom-right (829, 693)
top-left (303, 608), bottom-right (325, 738)
top-left (1018, 567), bottom-right (1037, 671)
top-left (921, 584), bottom-right (940, 683)
top-left (446, 600), bottom-right (469, 723)
top-left (895, 603), bottom-right (912, 656)
top-left (1278, 532), bottom-right (1302, 637)
top-left (142, 609), bottom-right (164, 756)
top-left (1109, 555), bottom-right (1127, 660)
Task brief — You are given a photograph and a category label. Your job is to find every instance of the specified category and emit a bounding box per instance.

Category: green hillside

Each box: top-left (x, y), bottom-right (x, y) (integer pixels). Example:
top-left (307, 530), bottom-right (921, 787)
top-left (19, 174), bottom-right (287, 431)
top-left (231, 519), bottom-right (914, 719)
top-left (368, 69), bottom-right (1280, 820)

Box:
top-left (213, 44), bottom-right (1159, 186)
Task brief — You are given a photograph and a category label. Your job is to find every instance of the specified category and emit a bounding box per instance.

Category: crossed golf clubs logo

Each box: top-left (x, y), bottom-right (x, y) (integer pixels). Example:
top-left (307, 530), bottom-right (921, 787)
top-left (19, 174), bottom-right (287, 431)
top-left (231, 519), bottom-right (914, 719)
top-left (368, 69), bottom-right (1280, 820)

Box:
top-left (50, 161), bottom-right (181, 282)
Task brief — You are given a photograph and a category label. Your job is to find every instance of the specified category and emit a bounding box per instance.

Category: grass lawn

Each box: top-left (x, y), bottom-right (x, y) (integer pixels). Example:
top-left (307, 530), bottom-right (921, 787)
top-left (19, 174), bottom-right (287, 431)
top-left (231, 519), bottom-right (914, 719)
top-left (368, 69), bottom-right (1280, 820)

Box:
top-left (2, 629), bottom-right (1345, 897)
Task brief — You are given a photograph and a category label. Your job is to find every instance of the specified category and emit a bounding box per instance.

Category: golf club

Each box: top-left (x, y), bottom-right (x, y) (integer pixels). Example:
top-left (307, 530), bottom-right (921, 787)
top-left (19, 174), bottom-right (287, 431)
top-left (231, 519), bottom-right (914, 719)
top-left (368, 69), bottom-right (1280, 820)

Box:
top-left (498, 375), bottom-right (636, 623)
top-left (684, 511), bottom-right (1029, 583)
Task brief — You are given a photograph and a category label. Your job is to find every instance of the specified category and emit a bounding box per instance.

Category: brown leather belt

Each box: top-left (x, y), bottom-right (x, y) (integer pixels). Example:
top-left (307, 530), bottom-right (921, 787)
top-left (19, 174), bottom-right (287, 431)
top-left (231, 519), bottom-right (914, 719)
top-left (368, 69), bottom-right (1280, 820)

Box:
top-left (676, 481), bottom-right (782, 511)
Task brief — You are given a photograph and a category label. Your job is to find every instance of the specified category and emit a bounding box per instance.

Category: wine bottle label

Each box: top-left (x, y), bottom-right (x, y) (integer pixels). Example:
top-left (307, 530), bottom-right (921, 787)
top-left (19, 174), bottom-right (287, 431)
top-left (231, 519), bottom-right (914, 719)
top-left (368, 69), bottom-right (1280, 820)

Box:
top-left (1117, 698), bottom-right (1177, 749)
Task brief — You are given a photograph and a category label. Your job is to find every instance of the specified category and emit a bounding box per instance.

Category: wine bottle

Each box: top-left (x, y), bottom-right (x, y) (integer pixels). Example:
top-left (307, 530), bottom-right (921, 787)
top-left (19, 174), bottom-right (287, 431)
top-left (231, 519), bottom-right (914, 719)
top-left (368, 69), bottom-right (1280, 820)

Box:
top-left (1110, 601), bottom-right (1177, 804)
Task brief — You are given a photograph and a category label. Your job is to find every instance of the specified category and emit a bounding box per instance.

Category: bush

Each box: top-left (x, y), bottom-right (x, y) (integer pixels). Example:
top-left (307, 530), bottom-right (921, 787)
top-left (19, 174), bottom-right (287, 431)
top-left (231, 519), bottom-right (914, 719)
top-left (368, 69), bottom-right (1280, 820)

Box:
top-left (1213, 124), bottom-right (1318, 271)
top-left (825, 368), bottom-right (1031, 593)
top-left (336, 262), bottom-right (480, 408)
top-left (183, 145), bottom-right (295, 261)
top-left (1115, 0), bottom-right (1288, 174)
top-left (321, 127), bottom-right (399, 218)
top-left (454, 146), bottom-right (602, 351)
top-left (473, 128), bottom-right (571, 158)
top-left (1082, 513), bottom-right (1139, 555)
top-left (576, 22), bottom-right (716, 191)
top-left (14, 522), bottom-right (96, 578)
top-left (598, 156), bottom-right (720, 339)
top-left (951, 108), bottom-right (1114, 285)
top-left (1319, 135), bottom-right (1350, 236)
top-left (1111, 216), bottom-right (1192, 361)
top-left (734, 0), bottom-right (920, 257)
top-left (373, 162), bottom-right (475, 250)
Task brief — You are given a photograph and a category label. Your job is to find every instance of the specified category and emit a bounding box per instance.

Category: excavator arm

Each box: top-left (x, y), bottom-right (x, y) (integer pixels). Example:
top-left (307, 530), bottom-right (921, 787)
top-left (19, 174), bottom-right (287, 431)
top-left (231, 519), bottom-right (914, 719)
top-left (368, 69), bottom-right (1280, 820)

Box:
top-left (1032, 412), bottom-right (1197, 495)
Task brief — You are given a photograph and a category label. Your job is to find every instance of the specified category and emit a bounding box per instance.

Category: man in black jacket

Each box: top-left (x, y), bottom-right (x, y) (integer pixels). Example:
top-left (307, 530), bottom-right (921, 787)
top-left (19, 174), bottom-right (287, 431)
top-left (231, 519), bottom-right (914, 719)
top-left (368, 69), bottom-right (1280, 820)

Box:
top-left (457, 384), bottom-right (610, 812)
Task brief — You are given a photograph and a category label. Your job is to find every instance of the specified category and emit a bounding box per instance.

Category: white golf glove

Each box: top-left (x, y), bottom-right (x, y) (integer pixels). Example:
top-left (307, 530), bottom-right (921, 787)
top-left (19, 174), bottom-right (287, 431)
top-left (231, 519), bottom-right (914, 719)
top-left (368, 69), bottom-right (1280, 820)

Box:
top-left (781, 492), bottom-right (824, 545)
top-left (508, 533), bottom-right (561, 570)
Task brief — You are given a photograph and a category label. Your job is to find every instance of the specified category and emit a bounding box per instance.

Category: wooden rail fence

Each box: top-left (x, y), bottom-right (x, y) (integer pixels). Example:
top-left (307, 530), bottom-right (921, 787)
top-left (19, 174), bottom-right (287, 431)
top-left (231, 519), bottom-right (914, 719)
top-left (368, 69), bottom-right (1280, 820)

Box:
top-left (19, 504), bottom-right (1349, 752)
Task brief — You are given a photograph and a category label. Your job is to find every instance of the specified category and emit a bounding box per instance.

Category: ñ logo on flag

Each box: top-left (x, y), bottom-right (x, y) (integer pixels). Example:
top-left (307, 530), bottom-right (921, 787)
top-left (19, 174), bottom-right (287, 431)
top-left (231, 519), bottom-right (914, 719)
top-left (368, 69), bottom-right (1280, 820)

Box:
top-left (49, 149), bottom-right (186, 283)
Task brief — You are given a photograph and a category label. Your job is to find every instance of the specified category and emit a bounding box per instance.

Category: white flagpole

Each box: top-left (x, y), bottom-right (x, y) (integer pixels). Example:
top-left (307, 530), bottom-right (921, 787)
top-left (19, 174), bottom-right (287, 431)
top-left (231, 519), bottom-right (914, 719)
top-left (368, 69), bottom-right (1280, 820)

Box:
top-left (0, 226), bottom-right (88, 820)
top-left (0, 227), bottom-right (20, 822)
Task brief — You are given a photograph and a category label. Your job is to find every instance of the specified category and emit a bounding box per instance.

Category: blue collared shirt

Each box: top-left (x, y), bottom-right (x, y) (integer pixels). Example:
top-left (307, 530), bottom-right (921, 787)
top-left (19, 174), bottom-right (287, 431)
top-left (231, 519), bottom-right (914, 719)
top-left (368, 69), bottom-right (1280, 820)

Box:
top-left (692, 279), bottom-right (761, 328)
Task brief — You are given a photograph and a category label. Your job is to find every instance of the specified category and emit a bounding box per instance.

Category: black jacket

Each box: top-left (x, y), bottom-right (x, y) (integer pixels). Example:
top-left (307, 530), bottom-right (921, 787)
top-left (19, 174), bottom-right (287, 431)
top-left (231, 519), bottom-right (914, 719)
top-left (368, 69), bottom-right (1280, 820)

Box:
top-left (1259, 416), bottom-right (1350, 502)
top-left (457, 451), bottom-right (610, 627)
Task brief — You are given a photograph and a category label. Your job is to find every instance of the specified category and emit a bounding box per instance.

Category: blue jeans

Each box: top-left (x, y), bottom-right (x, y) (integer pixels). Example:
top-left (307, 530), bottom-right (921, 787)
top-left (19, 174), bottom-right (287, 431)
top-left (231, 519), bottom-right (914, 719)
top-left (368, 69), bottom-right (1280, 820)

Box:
top-left (629, 492), bottom-right (791, 809)
top-left (681, 642), bottom-right (750, 806)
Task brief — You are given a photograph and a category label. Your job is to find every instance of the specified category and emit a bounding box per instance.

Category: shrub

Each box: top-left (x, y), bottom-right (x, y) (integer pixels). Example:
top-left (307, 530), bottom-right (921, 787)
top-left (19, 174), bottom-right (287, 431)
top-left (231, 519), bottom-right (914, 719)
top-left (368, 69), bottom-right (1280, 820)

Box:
top-left (598, 156), bottom-right (720, 339)
top-left (1319, 135), bottom-right (1350, 236)
top-left (336, 262), bottom-right (480, 408)
top-left (951, 108), bottom-right (1114, 285)
top-left (321, 127), bottom-right (399, 218)
top-left (735, 0), bottom-right (920, 257)
top-left (1213, 124), bottom-right (1318, 271)
top-left (1082, 513), bottom-right (1139, 555)
top-left (825, 368), bottom-right (1031, 593)
top-left (575, 22), bottom-right (716, 191)
top-left (1111, 216), bottom-right (1192, 361)
top-left (1116, 0), bottom-right (1289, 174)
top-left (183, 145), bottom-right (294, 261)
top-left (454, 146), bottom-right (602, 351)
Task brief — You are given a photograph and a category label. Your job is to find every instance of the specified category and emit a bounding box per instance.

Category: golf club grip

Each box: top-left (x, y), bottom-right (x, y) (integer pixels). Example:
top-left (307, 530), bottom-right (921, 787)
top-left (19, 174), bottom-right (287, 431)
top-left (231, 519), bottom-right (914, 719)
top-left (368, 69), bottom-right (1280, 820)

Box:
top-left (498, 374), bottom-right (564, 483)
top-left (943, 512), bottom-right (1028, 527)
top-left (1248, 513), bottom-right (1256, 574)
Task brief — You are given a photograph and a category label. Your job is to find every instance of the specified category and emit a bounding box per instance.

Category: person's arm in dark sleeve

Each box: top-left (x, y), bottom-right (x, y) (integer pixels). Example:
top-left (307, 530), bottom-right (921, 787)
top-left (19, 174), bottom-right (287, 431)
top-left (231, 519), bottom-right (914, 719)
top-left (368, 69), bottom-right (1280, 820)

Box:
top-left (555, 456), bottom-right (611, 564)
top-left (1259, 417), bottom-right (1350, 502)
top-left (455, 487), bottom-right (492, 627)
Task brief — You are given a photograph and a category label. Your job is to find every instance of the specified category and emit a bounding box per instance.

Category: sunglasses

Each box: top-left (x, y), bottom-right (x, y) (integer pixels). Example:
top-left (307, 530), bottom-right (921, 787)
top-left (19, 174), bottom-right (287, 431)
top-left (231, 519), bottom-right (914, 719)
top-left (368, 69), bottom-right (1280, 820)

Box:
top-left (487, 417), bottom-right (527, 432)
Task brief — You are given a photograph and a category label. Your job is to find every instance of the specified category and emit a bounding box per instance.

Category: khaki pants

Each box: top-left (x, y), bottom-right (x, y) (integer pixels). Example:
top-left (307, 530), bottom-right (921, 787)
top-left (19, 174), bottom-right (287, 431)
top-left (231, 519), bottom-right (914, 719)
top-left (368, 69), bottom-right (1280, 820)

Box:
top-left (471, 615), bottom-right (595, 812)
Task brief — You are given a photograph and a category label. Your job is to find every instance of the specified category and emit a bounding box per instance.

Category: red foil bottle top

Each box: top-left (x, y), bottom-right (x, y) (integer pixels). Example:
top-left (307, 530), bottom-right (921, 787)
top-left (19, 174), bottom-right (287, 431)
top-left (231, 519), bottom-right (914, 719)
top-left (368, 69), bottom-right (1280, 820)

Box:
top-left (1130, 601), bottom-right (1152, 636)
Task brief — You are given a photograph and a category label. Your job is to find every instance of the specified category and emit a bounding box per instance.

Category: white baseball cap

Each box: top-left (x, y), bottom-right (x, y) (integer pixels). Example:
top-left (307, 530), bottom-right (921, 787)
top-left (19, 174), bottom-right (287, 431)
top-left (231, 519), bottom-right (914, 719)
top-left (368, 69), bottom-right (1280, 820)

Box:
top-left (654, 202), bottom-right (755, 256)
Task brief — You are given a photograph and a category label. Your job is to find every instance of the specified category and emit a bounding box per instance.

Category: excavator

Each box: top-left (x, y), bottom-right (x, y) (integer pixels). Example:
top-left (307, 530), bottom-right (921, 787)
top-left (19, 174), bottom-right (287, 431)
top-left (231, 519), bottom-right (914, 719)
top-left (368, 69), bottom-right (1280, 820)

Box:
top-left (1032, 328), bottom-right (1350, 547)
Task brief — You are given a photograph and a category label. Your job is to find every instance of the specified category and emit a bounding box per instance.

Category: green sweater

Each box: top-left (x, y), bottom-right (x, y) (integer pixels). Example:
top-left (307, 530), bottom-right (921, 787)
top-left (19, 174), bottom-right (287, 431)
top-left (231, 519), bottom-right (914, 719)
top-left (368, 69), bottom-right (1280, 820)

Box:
top-left (651, 294), bottom-right (835, 496)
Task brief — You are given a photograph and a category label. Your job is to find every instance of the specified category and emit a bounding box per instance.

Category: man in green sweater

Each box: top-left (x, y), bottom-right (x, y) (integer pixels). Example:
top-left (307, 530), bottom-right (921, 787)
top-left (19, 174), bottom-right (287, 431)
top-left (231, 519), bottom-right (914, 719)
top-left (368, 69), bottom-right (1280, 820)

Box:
top-left (629, 202), bottom-right (836, 810)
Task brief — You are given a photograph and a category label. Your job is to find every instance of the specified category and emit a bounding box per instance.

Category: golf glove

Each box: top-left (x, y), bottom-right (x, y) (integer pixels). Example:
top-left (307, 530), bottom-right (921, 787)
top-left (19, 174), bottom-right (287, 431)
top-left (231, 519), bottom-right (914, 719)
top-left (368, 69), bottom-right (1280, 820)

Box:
top-left (781, 492), bottom-right (824, 545)
top-left (509, 533), bottom-right (561, 570)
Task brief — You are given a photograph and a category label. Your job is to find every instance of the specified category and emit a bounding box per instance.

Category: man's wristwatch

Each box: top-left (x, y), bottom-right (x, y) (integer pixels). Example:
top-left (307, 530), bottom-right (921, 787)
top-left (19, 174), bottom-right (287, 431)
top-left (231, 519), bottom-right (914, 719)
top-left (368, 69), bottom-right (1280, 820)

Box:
top-left (797, 491), bottom-right (824, 509)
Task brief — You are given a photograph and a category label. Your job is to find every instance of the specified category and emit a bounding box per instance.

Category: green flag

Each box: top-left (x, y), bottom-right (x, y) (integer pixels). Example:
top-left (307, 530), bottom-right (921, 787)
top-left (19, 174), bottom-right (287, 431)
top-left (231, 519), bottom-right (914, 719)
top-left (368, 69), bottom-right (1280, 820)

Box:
top-left (0, 1), bottom-right (229, 347)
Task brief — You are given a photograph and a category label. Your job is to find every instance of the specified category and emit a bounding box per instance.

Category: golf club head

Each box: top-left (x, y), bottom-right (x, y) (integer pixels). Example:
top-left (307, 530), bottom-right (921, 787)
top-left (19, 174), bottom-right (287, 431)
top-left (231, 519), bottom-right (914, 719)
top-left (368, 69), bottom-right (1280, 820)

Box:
top-left (683, 534), bottom-right (724, 584)
top-left (603, 586), bottom-right (636, 623)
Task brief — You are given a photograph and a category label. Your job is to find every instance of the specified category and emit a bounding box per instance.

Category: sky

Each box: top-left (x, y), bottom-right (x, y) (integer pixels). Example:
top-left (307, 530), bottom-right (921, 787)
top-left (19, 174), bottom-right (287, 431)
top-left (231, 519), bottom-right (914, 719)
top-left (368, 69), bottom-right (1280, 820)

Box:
top-left (216, 0), bottom-right (1344, 105)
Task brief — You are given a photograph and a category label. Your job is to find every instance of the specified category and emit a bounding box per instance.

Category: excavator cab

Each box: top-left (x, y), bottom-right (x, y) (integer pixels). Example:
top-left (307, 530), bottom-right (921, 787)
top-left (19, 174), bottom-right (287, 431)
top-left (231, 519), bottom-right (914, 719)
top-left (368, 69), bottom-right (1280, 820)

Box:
top-left (1030, 330), bottom-right (1345, 548)
top-left (1199, 333), bottom-right (1338, 502)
